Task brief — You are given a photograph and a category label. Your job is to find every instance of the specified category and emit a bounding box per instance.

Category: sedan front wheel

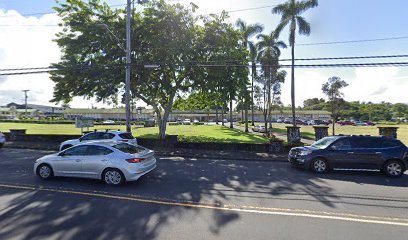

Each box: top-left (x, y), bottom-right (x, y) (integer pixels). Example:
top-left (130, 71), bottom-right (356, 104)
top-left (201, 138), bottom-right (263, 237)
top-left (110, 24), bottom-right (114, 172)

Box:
top-left (37, 164), bottom-right (53, 180)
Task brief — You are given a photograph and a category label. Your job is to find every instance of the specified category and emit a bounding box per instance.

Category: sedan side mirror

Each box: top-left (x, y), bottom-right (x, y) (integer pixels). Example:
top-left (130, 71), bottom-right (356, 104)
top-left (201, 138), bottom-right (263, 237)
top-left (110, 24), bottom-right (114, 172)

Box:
top-left (79, 137), bottom-right (83, 142)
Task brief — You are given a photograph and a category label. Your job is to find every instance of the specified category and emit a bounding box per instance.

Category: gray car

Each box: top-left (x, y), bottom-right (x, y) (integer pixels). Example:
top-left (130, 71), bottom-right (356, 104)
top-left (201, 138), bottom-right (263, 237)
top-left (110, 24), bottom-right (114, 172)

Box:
top-left (34, 141), bottom-right (156, 185)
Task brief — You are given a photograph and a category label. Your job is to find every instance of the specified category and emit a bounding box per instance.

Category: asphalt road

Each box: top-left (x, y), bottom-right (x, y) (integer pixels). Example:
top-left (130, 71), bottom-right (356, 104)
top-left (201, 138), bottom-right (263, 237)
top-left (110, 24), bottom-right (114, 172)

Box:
top-left (0, 148), bottom-right (407, 240)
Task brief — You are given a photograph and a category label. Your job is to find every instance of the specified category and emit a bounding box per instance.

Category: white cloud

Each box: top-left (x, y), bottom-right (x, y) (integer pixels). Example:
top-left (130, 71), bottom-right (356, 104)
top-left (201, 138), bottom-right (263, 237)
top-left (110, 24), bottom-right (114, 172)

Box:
top-left (344, 67), bottom-right (408, 104)
top-left (280, 69), bottom-right (328, 107)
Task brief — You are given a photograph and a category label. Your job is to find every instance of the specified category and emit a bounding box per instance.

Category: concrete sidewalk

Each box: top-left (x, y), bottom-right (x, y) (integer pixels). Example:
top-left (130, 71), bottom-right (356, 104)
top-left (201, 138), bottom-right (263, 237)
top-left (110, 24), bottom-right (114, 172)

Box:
top-left (2, 141), bottom-right (288, 162)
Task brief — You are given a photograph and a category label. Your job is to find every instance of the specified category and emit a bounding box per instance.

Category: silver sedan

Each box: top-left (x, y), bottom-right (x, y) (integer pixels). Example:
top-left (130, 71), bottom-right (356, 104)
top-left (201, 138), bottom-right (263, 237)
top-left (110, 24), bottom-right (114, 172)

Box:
top-left (34, 141), bottom-right (156, 185)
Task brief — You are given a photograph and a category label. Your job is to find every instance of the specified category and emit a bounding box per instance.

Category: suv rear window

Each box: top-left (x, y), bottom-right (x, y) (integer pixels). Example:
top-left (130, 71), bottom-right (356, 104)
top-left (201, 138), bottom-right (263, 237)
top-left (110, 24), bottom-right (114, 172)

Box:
top-left (113, 143), bottom-right (145, 154)
top-left (119, 133), bottom-right (134, 139)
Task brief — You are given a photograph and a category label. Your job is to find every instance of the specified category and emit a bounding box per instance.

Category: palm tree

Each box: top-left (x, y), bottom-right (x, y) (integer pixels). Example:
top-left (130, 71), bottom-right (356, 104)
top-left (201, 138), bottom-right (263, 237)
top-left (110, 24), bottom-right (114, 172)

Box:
top-left (235, 19), bottom-right (263, 131)
top-left (256, 32), bottom-right (287, 131)
top-left (272, 0), bottom-right (318, 126)
top-left (248, 41), bottom-right (258, 127)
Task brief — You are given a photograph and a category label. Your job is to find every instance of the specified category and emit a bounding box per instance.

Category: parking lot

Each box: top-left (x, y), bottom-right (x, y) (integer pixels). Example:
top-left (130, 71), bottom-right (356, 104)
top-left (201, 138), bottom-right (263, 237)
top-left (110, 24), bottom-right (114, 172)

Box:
top-left (0, 148), bottom-right (408, 240)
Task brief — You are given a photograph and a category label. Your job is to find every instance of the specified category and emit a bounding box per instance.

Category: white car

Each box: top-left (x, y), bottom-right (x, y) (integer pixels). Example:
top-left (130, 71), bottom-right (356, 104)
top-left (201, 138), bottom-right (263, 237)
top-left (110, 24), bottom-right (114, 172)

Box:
top-left (103, 120), bottom-right (115, 124)
top-left (0, 132), bottom-right (5, 148)
top-left (60, 131), bottom-right (137, 151)
top-left (193, 119), bottom-right (200, 124)
top-left (34, 141), bottom-right (156, 185)
top-left (183, 119), bottom-right (191, 125)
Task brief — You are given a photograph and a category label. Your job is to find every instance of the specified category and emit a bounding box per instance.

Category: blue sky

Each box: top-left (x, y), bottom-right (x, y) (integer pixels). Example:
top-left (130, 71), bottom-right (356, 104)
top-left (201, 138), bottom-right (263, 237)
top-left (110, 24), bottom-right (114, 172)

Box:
top-left (0, 0), bottom-right (407, 107)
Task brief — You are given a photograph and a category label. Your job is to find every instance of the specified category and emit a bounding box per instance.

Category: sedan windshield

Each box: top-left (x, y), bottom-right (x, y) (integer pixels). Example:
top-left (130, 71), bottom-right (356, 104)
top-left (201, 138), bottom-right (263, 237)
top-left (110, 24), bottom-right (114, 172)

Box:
top-left (311, 137), bottom-right (338, 149)
top-left (113, 143), bottom-right (145, 154)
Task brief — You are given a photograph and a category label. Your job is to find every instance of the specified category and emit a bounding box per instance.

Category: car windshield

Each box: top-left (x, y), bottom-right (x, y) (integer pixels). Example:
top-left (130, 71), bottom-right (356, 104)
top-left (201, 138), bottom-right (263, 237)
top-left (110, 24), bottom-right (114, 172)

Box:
top-left (311, 137), bottom-right (338, 149)
top-left (113, 143), bottom-right (145, 154)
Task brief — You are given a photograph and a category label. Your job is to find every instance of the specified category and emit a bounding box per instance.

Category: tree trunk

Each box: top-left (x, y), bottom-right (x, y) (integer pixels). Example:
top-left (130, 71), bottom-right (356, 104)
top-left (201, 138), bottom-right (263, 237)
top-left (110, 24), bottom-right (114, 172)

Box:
top-left (332, 117), bottom-right (335, 136)
top-left (221, 104), bottom-right (225, 126)
top-left (241, 107), bottom-right (244, 123)
top-left (229, 100), bottom-right (233, 128)
top-left (291, 40), bottom-right (296, 127)
top-left (245, 99), bottom-right (249, 132)
top-left (251, 64), bottom-right (255, 126)
top-left (216, 105), bottom-right (219, 125)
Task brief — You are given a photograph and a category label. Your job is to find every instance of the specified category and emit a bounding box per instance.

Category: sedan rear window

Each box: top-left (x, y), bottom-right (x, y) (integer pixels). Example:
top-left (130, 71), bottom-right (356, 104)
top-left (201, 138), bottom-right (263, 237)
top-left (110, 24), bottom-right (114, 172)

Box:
top-left (113, 143), bottom-right (145, 154)
top-left (119, 133), bottom-right (135, 139)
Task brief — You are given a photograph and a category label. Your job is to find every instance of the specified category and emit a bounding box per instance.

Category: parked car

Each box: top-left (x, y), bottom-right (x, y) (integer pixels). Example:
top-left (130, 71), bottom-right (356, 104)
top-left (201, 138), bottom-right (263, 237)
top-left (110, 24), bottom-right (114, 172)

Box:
top-left (338, 120), bottom-right (354, 126)
top-left (193, 119), bottom-right (200, 124)
top-left (252, 125), bottom-right (266, 133)
top-left (307, 119), bottom-right (328, 125)
top-left (0, 132), bottom-right (5, 148)
top-left (59, 130), bottom-right (137, 151)
top-left (102, 120), bottom-right (115, 124)
top-left (34, 141), bottom-right (156, 185)
top-left (364, 121), bottom-right (376, 126)
top-left (295, 119), bottom-right (307, 125)
top-left (276, 118), bottom-right (284, 123)
top-left (354, 121), bottom-right (368, 126)
top-left (288, 135), bottom-right (408, 177)
top-left (183, 119), bottom-right (192, 125)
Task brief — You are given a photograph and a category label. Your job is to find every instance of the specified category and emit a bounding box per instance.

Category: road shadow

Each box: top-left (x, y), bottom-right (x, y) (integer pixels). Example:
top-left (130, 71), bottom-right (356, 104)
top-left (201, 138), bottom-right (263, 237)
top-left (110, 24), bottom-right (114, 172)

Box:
top-left (0, 149), bottom-right (407, 239)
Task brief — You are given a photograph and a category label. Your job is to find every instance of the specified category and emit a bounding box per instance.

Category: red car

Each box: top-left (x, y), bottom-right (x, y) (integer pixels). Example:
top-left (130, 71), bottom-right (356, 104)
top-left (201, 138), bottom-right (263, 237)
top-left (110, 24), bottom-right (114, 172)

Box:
top-left (337, 120), bottom-right (354, 126)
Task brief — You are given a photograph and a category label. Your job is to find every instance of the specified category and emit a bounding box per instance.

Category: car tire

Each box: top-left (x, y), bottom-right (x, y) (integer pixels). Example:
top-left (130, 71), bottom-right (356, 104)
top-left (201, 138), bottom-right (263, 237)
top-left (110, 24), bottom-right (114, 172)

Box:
top-left (310, 158), bottom-right (329, 173)
top-left (36, 164), bottom-right (53, 180)
top-left (60, 144), bottom-right (72, 151)
top-left (383, 160), bottom-right (405, 177)
top-left (103, 168), bottom-right (125, 186)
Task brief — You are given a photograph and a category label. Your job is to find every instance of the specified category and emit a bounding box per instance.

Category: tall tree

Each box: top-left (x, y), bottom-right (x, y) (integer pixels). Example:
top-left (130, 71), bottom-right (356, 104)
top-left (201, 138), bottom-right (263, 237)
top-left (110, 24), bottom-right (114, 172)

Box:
top-left (51, 0), bottom-right (208, 139)
top-left (322, 76), bottom-right (348, 135)
top-left (272, 0), bottom-right (318, 126)
top-left (235, 19), bottom-right (263, 130)
top-left (256, 32), bottom-right (286, 130)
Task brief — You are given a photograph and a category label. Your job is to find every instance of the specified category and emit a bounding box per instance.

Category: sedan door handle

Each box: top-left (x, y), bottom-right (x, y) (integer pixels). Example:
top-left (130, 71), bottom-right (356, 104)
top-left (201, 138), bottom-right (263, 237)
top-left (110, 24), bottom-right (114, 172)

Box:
top-left (347, 152), bottom-right (354, 154)
top-left (375, 152), bottom-right (382, 155)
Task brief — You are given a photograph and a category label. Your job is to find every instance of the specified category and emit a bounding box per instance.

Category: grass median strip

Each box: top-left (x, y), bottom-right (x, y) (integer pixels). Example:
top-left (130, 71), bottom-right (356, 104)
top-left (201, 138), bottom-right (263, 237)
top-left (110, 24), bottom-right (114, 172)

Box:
top-left (1, 182), bottom-right (408, 227)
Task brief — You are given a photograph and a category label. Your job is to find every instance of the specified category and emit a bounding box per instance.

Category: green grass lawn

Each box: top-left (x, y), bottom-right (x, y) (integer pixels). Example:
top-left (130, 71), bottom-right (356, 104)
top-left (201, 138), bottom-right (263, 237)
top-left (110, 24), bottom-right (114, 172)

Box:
top-left (1, 122), bottom-right (407, 145)
top-left (0, 123), bottom-right (268, 144)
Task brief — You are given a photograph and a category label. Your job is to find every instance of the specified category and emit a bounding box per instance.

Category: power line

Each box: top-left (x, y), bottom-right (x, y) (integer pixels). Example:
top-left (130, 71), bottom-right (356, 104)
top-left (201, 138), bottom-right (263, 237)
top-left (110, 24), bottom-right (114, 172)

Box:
top-left (2, 53), bottom-right (408, 72)
top-left (298, 36), bottom-right (408, 46)
top-left (0, 4), bottom-right (126, 18)
top-left (3, 61), bottom-right (408, 76)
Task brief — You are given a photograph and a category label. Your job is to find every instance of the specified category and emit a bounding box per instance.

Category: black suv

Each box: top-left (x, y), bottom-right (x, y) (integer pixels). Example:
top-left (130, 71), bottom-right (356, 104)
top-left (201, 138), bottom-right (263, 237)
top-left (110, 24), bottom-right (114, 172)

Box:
top-left (289, 135), bottom-right (408, 177)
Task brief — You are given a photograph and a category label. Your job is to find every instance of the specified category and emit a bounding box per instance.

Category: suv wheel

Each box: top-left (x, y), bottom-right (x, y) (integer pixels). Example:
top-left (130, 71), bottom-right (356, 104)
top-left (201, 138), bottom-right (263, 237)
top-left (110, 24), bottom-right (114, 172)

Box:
top-left (384, 160), bottom-right (404, 177)
top-left (311, 158), bottom-right (329, 173)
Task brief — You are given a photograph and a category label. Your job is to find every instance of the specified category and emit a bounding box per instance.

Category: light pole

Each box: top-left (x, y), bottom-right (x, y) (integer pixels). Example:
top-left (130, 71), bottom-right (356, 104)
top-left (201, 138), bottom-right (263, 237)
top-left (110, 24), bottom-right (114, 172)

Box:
top-left (22, 90), bottom-right (29, 117)
top-left (125, 0), bottom-right (132, 133)
top-left (96, 0), bottom-right (132, 133)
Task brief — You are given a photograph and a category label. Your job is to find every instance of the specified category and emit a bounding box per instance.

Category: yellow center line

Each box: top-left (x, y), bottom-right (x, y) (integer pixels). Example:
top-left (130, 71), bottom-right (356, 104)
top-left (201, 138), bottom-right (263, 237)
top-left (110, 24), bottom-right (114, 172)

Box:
top-left (0, 183), bottom-right (407, 227)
